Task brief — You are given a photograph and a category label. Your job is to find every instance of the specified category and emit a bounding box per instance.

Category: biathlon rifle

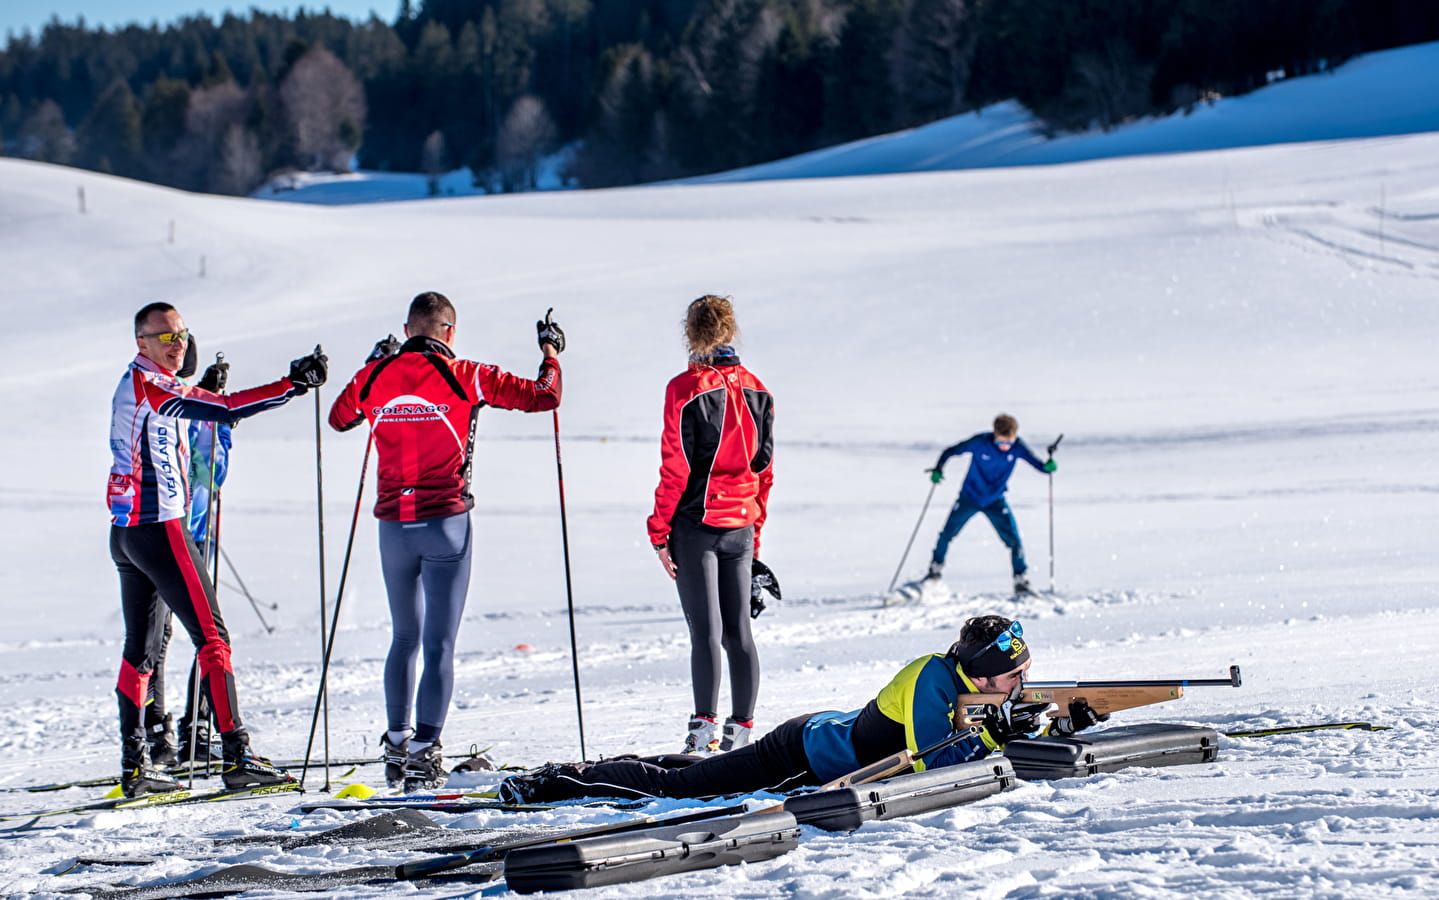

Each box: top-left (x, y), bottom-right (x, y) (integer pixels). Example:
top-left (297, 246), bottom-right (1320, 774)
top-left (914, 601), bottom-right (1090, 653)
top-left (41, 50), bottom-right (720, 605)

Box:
top-left (957, 665), bottom-right (1243, 724)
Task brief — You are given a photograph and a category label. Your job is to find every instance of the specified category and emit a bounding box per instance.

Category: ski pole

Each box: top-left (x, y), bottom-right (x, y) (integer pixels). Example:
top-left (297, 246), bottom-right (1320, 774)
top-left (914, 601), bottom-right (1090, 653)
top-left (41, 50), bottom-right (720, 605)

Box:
top-left (221, 546), bottom-right (278, 626)
top-left (310, 363), bottom-right (331, 784)
top-left (886, 479), bottom-right (938, 594)
top-left (1046, 433), bottom-right (1063, 593)
top-left (299, 431), bottom-right (373, 791)
top-left (551, 406), bottom-right (587, 761)
top-left (184, 652), bottom-right (202, 789)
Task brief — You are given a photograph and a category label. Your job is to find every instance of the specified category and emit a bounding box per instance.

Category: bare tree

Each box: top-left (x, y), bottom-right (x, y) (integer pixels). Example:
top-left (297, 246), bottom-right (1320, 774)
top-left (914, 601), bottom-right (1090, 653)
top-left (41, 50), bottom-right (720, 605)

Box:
top-left (173, 81), bottom-right (250, 191)
top-left (18, 99), bottom-right (76, 165)
top-left (421, 129), bottom-right (447, 195)
top-left (213, 124), bottom-right (263, 195)
top-left (496, 94), bottom-right (556, 192)
top-left (279, 46), bottom-right (367, 171)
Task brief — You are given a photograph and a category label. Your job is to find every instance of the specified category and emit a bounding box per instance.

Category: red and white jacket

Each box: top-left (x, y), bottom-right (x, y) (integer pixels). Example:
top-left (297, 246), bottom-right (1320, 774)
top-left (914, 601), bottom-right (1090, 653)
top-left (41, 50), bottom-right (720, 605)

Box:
top-left (108, 354), bottom-right (300, 526)
top-left (647, 355), bottom-right (774, 554)
top-left (328, 336), bottom-right (561, 522)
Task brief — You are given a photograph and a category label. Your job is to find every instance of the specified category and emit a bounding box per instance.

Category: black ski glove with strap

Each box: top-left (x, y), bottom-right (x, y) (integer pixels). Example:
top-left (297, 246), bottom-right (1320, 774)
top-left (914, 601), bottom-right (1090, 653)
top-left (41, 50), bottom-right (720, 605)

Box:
top-left (984, 701), bottom-right (1049, 746)
top-left (536, 308), bottom-right (565, 354)
top-left (1047, 699), bottom-right (1108, 737)
top-left (288, 348), bottom-right (328, 395)
top-left (750, 559), bottom-right (781, 619)
top-left (367, 334), bottom-right (400, 363)
top-left (197, 358), bottom-right (229, 393)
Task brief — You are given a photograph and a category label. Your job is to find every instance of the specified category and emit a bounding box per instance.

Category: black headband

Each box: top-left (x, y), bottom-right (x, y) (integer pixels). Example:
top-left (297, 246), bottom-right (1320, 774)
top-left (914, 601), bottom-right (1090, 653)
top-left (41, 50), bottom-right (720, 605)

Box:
top-left (957, 629), bottom-right (1030, 678)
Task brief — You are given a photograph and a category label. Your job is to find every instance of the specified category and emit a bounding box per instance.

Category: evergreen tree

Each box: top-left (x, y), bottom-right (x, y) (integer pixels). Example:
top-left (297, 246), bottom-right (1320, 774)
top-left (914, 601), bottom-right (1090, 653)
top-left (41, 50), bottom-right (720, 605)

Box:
top-left (76, 76), bottom-right (143, 176)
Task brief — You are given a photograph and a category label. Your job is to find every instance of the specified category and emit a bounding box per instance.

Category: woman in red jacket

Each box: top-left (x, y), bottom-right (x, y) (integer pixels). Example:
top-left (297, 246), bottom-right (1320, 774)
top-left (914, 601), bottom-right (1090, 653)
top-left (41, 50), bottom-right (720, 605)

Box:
top-left (647, 295), bottom-right (774, 755)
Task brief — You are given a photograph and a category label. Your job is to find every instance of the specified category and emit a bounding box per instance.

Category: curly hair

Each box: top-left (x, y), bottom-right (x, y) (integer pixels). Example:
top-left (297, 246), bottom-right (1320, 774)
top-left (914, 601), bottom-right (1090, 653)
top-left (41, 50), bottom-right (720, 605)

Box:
top-left (684, 294), bottom-right (738, 359)
top-left (947, 615), bottom-right (1016, 660)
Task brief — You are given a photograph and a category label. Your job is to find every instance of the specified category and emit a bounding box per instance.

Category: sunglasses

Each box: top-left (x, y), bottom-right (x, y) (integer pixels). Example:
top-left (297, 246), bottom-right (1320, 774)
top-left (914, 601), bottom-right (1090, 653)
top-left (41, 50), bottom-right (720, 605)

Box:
top-left (991, 620), bottom-right (1024, 652)
top-left (139, 329), bottom-right (190, 345)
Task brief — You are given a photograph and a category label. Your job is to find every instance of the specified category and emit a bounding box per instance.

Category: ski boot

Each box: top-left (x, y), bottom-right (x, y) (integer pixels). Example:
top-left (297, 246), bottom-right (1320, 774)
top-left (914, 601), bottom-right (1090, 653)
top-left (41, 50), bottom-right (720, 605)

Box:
top-left (923, 562), bottom-right (944, 583)
top-left (121, 738), bottom-right (180, 798)
top-left (498, 762), bottom-right (587, 805)
top-left (381, 731), bottom-right (409, 790)
top-left (402, 740), bottom-right (448, 794)
top-left (177, 717), bottom-right (222, 770)
top-left (1013, 574), bottom-right (1036, 597)
top-left (220, 730), bottom-right (296, 790)
top-left (683, 715), bottom-right (720, 755)
top-left (720, 717), bottom-right (753, 752)
top-left (146, 713), bottom-right (179, 768)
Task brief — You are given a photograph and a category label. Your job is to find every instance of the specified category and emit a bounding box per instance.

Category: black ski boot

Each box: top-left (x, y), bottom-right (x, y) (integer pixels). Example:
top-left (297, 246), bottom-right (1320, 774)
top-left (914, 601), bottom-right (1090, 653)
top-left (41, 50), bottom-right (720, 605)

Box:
top-left (177, 717), bottom-right (222, 769)
top-left (380, 731), bottom-right (408, 790)
top-left (220, 730), bottom-right (296, 790)
top-left (146, 713), bottom-right (179, 768)
top-left (498, 762), bottom-right (588, 805)
top-left (121, 739), bottom-right (180, 798)
top-left (402, 740), bottom-right (448, 794)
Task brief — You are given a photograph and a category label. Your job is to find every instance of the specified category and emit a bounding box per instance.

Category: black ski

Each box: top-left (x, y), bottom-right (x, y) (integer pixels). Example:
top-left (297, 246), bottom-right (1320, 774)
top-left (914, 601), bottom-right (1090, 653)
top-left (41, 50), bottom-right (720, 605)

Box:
top-left (3, 781), bottom-right (300, 822)
top-left (4, 746), bottom-right (494, 794)
top-left (299, 796), bottom-right (642, 814)
top-left (1224, 721), bottom-right (1389, 737)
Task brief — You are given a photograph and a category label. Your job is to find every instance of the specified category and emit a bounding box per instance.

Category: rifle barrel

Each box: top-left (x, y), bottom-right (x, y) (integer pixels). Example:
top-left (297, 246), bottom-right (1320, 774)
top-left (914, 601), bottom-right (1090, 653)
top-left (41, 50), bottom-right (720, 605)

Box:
top-left (1027, 666), bottom-right (1241, 690)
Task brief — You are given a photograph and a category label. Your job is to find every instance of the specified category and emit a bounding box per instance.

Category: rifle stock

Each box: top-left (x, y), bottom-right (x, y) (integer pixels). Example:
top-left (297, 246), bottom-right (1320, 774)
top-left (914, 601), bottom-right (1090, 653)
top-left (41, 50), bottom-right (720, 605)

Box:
top-left (957, 667), bottom-right (1241, 722)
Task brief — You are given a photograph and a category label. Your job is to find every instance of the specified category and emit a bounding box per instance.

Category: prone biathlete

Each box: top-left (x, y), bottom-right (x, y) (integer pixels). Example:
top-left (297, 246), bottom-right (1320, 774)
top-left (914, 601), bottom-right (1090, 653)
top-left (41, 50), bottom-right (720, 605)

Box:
top-left (498, 616), bottom-right (1103, 803)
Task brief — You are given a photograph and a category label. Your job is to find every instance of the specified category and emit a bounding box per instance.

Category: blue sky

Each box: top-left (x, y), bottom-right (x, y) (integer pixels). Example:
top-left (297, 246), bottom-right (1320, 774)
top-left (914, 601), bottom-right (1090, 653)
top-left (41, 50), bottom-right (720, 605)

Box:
top-left (2, 0), bottom-right (390, 38)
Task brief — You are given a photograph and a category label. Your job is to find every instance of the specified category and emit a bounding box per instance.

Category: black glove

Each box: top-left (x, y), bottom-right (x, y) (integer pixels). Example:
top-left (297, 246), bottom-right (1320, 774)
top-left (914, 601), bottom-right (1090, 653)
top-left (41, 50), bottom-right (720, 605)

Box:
top-left (367, 334), bottom-right (400, 363)
top-left (536, 308), bottom-right (565, 354)
top-left (197, 358), bottom-right (229, 393)
top-left (288, 348), bottom-right (328, 394)
top-left (750, 559), bottom-right (781, 619)
top-left (1049, 699), bottom-right (1108, 737)
top-left (983, 701), bottom-right (1048, 745)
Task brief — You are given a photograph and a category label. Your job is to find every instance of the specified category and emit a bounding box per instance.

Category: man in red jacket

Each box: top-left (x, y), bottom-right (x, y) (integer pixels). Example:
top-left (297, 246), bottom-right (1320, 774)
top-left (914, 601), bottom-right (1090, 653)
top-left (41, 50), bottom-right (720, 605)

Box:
top-left (329, 292), bottom-right (562, 792)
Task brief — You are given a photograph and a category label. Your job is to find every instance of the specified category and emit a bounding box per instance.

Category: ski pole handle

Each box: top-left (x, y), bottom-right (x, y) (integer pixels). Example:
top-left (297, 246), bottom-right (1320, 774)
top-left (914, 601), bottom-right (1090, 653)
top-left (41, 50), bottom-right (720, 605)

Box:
top-left (1047, 433), bottom-right (1064, 459)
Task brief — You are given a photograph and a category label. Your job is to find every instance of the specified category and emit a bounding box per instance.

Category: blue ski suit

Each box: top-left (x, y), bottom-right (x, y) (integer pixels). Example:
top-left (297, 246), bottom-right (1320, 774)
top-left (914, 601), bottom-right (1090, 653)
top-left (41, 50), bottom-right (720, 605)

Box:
top-left (930, 432), bottom-right (1047, 575)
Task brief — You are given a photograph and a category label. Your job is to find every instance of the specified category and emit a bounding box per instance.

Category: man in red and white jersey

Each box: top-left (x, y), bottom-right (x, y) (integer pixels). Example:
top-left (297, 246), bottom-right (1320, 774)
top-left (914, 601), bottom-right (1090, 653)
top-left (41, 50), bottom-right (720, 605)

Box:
top-left (108, 301), bottom-right (327, 797)
top-left (328, 291), bottom-right (562, 792)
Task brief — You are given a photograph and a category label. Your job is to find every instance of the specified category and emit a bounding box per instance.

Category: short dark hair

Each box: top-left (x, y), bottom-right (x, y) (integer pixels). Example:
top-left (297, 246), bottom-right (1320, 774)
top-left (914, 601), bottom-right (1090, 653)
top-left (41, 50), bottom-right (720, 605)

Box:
top-left (408, 291), bottom-right (456, 337)
top-left (948, 615), bottom-right (1015, 660)
top-left (134, 301), bottom-right (175, 336)
top-left (993, 414), bottom-right (1018, 437)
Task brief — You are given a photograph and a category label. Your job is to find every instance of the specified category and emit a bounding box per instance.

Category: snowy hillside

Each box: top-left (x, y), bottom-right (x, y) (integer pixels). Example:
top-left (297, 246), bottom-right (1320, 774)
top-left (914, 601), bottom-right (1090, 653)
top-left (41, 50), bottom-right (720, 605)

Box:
top-left (1, 121), bottom-right (1438, 896)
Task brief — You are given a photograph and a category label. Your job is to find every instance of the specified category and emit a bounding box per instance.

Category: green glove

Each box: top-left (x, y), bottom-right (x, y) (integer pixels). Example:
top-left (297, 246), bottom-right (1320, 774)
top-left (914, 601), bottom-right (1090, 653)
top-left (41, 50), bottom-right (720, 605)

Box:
top-left (1043, 459), bottom-right (1057, 474)
top-left (928, 468), bottom-right (944, 484)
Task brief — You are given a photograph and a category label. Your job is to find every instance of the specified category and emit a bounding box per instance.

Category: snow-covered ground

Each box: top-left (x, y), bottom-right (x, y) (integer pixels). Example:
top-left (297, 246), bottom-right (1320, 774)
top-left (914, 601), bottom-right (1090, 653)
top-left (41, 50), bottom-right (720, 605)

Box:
top-left (1, 65), bottom-right (1438, 897)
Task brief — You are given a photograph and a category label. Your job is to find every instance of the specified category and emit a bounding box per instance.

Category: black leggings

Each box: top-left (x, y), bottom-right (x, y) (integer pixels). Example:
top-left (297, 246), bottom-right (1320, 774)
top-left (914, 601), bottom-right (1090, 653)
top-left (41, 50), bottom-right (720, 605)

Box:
top-left (546, 713), bottom-right (819, 801)
top-left (111, 520), bottom-right (240, 745)
top-left (671, 519), bottom-right (758, 721)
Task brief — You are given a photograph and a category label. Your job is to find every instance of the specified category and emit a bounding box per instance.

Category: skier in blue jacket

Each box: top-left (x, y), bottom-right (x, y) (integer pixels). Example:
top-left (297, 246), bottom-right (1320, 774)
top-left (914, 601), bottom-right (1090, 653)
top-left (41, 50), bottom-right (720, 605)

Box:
top-left (926, 413), bottom-right (1054, 595)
